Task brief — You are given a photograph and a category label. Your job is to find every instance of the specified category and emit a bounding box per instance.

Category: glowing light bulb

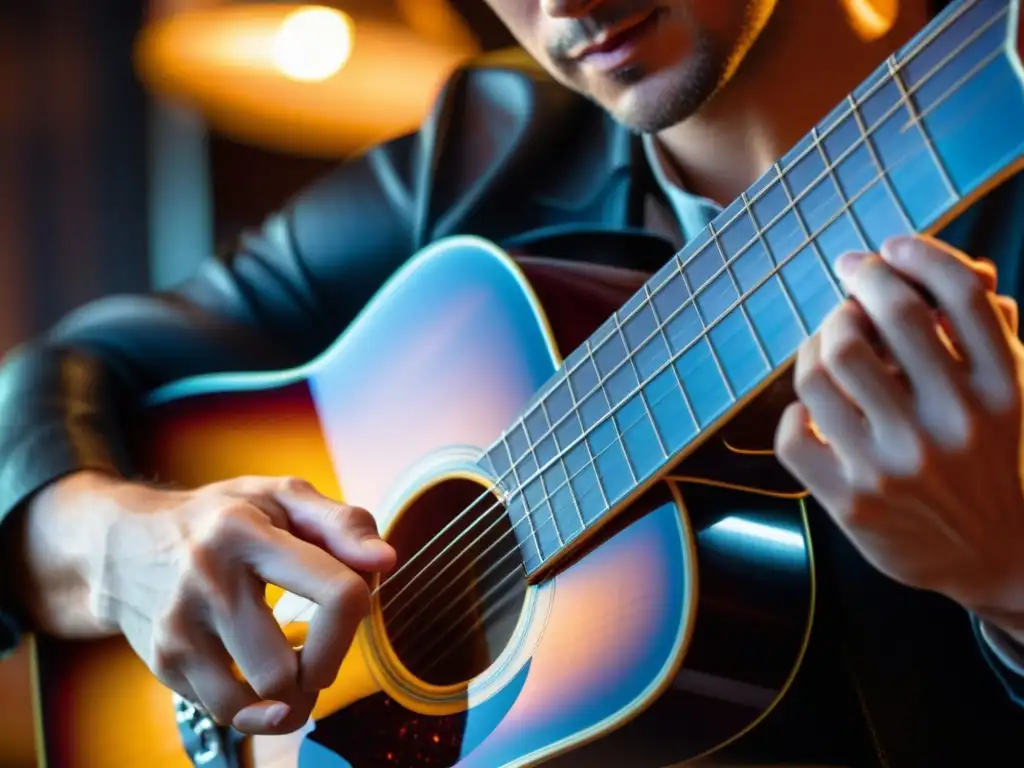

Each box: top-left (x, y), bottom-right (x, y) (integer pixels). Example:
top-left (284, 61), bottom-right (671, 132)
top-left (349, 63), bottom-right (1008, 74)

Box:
top-left (841, 0), bottom-right (899, 41)
top-left (272, 6), bottom-right (353, 82)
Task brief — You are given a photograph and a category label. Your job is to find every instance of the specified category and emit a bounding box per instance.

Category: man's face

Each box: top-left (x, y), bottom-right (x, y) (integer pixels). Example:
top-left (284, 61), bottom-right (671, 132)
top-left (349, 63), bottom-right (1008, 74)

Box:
top-left (483, 0), bottom-right (778, 133)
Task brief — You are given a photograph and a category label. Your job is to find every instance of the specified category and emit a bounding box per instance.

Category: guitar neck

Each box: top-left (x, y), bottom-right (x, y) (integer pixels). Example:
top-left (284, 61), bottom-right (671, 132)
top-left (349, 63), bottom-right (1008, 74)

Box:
top-left (481, 0), bottom-right (1024, 577)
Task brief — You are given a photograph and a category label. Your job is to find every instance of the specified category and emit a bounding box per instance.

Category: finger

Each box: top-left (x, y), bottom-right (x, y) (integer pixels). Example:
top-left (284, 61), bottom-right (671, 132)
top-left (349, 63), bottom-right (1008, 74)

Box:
top-left (248, 529), bottom-right (372, 692)
top-left (818, 300), bottom-right (912, 442)
top-left (209, 572), bottom-right (303, 704)
top-left (181, 633), bottom-right (283, 731)
top-left (936, 295), bottom-right (1019, 359)
top-left (233, 691), bottom-right (316, 736)
top-left (996, 295), bottom-right (1019, 336)
top-left (275, 480), bottom-right (397, 572)
top-left (836, 249), bottom-right (964, 404)
top-left (792, 333), bottom-right (873, 470)
top-left (972, 257), bottom-right (998, 293)
top-left (774, 400), bottom-right (846, 505)
top-left (880, 236), bottom-right (1015, 407)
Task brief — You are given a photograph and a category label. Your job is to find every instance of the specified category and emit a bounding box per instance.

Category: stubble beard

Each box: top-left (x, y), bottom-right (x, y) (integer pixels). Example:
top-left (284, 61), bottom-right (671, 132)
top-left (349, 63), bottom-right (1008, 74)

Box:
top-left (605, 33), bottom-right (725, 135)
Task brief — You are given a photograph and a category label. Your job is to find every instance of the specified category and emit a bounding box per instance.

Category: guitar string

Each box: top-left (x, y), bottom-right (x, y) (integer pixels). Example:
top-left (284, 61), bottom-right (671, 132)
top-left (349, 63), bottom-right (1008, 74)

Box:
top-left (367, 5), bottom-right (1002, 618)
top-left (374, 36), bottom-right (1012, 652)
top-left (272, 0), bottom-right (1003, 630)
top-left (344, 0), bottom-right (986, 614)
top-left (278, 2), bottom-right (1003, 632)
top-left (287, 37), bottom-right (1009, 648)
top-left (362, 0), bottom-right (995, 610)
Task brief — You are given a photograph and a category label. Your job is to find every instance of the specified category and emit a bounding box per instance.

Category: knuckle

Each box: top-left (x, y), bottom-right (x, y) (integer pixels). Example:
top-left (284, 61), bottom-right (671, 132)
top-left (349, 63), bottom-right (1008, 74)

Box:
top-left (843, 496), bottom-right (881, 528)
top-left (773, 405), bottom-right (806, 462)
top-left (336, 503), bottom-right (372, 530)
top-left (821, 332), bottom-right (867, 371)
top-left (955, 271), bottom-right (988, 310)
top-left (205, 699), bottom-right (242, 728)
top-left (793, 362), bottom-right (825, 400)
top-left (885, 434), bottom-right (925, 477)
top-left (150, 615), bottom-right (189, 678)
top-left (198, 501), bottom-right (260, 547)
top-left (937, 408), bottom-right (978, 454)
top-left (324, 572), bottom-right (371, 618)
top-left (279, 476), bottom-right (314, 494)
top-left (251, 656), bottom-right (299, 701)
top-left (881, 291), bottom-right (923, 326)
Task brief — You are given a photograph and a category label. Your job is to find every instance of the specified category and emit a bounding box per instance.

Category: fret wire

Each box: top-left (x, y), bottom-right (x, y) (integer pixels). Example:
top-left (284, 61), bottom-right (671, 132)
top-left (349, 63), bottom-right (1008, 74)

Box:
top-left (560, 454), bottom-right (588, 531)
top-left (502, 433), bottom-right (543, 558)
top-left (774, 160), bottom-right (845, 301)
top-left (611, 314), bottom-right (669, 460)
top-left (909, 31), bottom-right (1004, 128)
top-left (845, 94), bottom-right (916, 237)
top-left (539, 397), bottom-right (587, 533)
top-left (742, 191), bottom-right (810, 337)
top-left (708, 221), bottom-right (773, 370)
top-left (811, 125), bottom-right (873, 253)
top-left (565, 349), bottom-right (610, 510)
top-left (520, 123), bottom-right (965, 563)
top-left (678, 265), bottom-right (737, 401)
top-left (643, 281), bottom-right (702, 431)
top-left (306, 7), bottom-right (998, 597)
top-left (524, 94), bottom-right (992, 573)
top-left (541, 477), bottom-right (564, 548)
top-left (525, 403), bottom-right (563, 547)
top-left (492, 20), bottom-right (996, 533)
top-left (586, 338), bottom-right (639, 486)
top-left (525, 341), bottom-right (712, 565)
top-left (885, 54), bottom-right (956, 201)
top-left (508, 14), bottom-right (981, 453)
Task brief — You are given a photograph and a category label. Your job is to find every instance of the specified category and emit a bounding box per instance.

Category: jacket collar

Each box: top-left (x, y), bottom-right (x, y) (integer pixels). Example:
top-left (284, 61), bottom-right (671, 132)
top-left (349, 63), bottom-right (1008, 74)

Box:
top-left (415, 51), bottom-right (676, 272)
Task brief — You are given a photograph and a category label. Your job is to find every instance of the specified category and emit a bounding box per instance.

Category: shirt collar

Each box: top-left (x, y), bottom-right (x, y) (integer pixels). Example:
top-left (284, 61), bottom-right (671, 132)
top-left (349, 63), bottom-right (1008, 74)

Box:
top-left (641, 132), bottom-right (721, 242)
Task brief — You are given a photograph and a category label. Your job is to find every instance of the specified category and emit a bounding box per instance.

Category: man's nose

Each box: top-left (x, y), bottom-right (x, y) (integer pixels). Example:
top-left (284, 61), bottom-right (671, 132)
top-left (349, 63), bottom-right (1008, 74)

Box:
top-left (540, 0), bottom-right (604, 18)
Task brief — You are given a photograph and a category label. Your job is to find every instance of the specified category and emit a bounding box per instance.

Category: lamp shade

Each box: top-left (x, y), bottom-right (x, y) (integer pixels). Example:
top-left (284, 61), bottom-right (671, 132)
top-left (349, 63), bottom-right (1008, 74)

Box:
top-left (135, 2), bottom-right (480, 156)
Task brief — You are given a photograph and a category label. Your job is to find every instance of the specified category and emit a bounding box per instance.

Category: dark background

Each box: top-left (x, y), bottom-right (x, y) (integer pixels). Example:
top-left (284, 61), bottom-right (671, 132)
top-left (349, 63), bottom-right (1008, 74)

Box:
top-left (0, 0), bottom-right (516, 351)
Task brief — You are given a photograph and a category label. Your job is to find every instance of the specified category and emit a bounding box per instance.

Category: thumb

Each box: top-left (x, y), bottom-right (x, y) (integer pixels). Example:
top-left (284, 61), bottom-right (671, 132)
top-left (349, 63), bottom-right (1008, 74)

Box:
top-left (276, 483), bottom-right (396, 572)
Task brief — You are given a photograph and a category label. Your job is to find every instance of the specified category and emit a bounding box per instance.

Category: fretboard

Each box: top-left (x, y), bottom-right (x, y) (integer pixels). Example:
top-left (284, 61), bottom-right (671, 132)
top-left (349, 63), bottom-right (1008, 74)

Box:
top-left (482, 0), bottom-right (1024, 576)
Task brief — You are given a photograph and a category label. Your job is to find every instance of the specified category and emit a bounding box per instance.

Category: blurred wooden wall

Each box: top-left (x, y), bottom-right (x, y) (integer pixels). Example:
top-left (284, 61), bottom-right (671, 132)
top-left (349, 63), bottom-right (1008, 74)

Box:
top-left (0, 0), bottom-right (150, 356)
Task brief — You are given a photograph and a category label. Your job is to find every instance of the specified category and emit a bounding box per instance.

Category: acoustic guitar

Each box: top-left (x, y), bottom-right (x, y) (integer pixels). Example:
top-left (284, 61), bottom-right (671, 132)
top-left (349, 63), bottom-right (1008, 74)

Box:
top-left (3, 0), bottom-right (1023, 765)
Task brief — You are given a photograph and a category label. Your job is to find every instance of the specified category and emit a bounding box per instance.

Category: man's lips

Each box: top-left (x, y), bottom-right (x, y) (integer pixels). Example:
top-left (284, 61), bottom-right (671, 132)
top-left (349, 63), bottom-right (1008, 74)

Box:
top-left (568, 9), bottom-right (660, 62)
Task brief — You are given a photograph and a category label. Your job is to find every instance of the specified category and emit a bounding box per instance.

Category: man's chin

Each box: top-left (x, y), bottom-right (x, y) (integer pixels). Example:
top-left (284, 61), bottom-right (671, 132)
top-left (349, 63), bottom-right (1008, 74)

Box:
top-left (604, 80), bottom-right (689, 134)
top-left (601, 63), bottom-right (720, 134)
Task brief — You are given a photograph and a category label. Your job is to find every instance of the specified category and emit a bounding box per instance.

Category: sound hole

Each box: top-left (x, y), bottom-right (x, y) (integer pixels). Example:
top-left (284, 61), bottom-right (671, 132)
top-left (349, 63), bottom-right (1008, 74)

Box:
top-left (378, 477), bottom-right (527, 687)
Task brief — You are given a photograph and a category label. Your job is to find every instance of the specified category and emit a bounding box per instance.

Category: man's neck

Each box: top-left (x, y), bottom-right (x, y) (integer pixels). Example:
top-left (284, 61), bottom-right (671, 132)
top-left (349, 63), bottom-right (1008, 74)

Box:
top-left (655, 0), bottom-right (932, 206)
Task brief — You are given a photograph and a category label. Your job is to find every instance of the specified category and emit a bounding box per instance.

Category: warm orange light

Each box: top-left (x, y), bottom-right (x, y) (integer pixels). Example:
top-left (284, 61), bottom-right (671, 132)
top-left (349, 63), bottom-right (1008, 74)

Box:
top-left (272, 5), bottom-right (353, 82)
top-left (841, 0), bottom-right (900, 41)
top-left (135, 3), bottom-right (480, 156)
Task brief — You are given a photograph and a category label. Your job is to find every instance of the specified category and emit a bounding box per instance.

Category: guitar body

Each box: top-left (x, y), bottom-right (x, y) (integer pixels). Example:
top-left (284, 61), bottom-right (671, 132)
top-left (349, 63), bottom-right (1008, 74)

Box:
top-left (7, 3), bottom-right (1024, 763)
top-left (20, 237), bottom-right (813, 768)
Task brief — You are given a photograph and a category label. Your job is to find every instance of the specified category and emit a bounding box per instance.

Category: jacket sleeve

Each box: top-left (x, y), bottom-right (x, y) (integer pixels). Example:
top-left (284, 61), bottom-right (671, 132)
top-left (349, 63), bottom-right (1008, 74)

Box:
top-left (0, 132), bottom-right (420, 647)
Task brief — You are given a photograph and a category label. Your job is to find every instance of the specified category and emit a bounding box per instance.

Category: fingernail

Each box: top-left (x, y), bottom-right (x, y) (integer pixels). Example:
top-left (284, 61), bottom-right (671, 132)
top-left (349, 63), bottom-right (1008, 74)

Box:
top-left (880, 235), bottom-right (914, 264)
top-left (834, 251), bottom-right (866, 281)
top-left (265, 702), bottom-right (289, 728)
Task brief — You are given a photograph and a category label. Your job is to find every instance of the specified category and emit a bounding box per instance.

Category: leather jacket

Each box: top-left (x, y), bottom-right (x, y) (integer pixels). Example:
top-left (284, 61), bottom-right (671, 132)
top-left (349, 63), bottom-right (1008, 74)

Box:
top-left (1, 52), bottom-right (1023, 766)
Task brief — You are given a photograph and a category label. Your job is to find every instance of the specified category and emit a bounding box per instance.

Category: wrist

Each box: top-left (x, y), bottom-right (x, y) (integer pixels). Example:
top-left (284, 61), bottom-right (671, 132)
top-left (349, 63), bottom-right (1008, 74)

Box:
top-left (17, 470), bottom-right (133, 638)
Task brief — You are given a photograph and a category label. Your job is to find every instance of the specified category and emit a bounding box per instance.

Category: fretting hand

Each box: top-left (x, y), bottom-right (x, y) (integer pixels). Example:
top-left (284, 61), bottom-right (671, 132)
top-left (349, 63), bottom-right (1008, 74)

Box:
top-left (18, 472), bottom-right (396, 735)
top-left (775, 235), bottom-right (1024, 643)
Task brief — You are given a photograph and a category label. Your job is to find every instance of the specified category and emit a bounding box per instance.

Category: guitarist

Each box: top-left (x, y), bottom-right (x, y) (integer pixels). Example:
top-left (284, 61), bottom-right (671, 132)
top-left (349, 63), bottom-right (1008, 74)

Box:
top-left (2, 0), bottom-right (1024, 764)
